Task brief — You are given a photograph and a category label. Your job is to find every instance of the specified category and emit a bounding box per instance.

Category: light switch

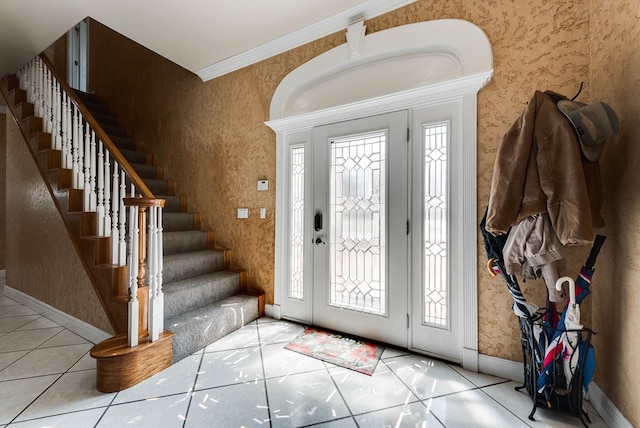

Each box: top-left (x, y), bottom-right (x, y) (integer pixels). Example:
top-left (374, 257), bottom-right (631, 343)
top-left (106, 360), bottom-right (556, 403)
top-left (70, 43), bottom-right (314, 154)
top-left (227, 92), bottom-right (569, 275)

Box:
top-left (257, 180), bottom-right (268, 191)
top-left (260, 208), bottom-right (266, 219)
top-left (237, 208), bottom-right (249, 219)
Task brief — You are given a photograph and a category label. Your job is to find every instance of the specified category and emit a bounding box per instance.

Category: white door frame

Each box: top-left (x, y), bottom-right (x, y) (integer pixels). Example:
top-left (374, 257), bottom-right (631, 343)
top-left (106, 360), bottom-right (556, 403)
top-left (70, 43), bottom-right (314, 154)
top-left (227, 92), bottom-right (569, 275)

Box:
top-left (266, 19), bottom-right (493, 371)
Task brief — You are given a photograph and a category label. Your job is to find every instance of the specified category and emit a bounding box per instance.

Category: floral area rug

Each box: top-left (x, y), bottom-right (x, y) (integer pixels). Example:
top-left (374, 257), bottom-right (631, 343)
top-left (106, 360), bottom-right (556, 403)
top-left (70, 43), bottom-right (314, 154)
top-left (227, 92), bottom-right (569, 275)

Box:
top-left (284, 327), bottom-right (384, 375)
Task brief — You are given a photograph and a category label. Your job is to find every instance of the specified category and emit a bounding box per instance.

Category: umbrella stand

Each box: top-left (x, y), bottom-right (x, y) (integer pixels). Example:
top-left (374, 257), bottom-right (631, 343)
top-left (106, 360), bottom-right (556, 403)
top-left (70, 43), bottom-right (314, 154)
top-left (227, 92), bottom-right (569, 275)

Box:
top-left (516, 237), bottom-right (604, 428)
top-left (480, 211), bottom-right (603, 426)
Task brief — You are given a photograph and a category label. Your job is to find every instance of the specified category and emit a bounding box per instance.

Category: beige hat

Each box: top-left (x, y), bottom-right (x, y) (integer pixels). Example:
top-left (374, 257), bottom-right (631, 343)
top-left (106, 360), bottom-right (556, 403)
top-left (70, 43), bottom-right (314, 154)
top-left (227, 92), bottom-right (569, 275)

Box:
top-left (557, 100), bottom-right (620, 161)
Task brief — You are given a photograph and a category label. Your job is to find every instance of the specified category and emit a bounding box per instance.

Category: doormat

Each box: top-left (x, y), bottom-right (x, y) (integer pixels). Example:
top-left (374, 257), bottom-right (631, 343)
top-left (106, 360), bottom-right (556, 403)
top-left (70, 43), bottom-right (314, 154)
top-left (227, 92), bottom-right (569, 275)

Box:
top-left (284, 327), bottom-right (384, 376)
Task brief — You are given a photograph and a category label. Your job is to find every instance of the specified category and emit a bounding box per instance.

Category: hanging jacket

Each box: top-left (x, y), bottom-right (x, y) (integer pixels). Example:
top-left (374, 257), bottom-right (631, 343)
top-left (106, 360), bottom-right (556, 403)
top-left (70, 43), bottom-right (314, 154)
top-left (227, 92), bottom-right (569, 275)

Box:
top-left (486, 91), bottom-right (602, 246)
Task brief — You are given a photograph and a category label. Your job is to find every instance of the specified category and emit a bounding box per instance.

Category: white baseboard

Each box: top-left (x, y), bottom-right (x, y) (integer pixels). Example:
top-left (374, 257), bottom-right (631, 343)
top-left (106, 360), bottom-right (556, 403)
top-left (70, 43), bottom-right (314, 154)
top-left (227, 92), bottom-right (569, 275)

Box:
top-left (478, 353), bottom-right (632, 427)
top-left (589, 383), bottom-right (633, 428)
top-left (265, 303), bottom-right (281, 319)
top-left (478, 353), bottom-right (525, 383)
top-left (4, 285), bottom-right (112, 344)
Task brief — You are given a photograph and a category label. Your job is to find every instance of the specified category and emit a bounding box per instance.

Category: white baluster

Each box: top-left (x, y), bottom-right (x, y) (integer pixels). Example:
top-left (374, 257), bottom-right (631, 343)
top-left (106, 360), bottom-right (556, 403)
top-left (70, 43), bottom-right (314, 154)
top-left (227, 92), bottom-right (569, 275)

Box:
top-left (111, 166), bottom-right (120, 264)
top-left (127, 204), bottom-right (139, 348)
top-left (148, 205), bottom-right (164, 341)
top-left (97, 139), bottom-right (105, 235)
top-left (118, 172), bottom-right (127, 264)
top-left (52, 81), bottom-right (62, 151)
top-left (104, 150), bottom-right (112, 238)
top-left (83, 125), bottom-right (91, 211)
top-left (61, 93), bottom-right (70, 169)
top-left (72, 105), bottom-right (80, 188)
top-left (44, 69), bottom-right (52, 133)
top-left (89, 130), bottom-right (97, 212)
top-left (37, 59), bottom-right (44, 118)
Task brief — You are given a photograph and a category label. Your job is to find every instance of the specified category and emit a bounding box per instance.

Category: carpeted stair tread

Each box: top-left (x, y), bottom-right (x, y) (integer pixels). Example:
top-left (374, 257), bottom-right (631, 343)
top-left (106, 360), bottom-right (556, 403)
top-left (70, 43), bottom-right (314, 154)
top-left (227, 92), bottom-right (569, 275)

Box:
top-left (120, 148), bottom-right (148, 165)
top-left (159, 195), bottom-right (181, 213)
top-left (143, 178), bottom-right (168, 195)
top-left (74, 90), bottom-right (103, 105)
top-left (132, 163), bottom-right (160, 180)
top-left (164, 212), bottom-right (195, 232)
top-left (163, 250), bottom-right (225, 283)
top-left (82, 100), bottom-right (109, 116)
top-left (90, 111), bottom-right (119, 127)
top-left (163, 270), bottom-right (241, 319)
top-left (164, 230), bottom-right (208, 255)
top-left (101, 123), bottom-right (129, 139)
top-left (166, 294), bottom-right (260, 362)
top-left (110, 135), bottom-right (138, 152)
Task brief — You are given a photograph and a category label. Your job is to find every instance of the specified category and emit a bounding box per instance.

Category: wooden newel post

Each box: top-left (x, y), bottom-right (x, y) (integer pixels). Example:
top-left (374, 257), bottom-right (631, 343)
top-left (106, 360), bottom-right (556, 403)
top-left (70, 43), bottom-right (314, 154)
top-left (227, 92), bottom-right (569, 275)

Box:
top-left (123, 197), bottom-right (165, 340)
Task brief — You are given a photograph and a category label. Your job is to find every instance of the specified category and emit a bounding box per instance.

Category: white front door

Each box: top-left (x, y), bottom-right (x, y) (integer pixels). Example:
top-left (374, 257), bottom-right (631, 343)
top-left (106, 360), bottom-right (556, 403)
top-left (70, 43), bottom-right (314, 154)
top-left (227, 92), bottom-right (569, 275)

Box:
top-left (311, 111), bottom-right (408, 348)
top-left (280, 102), bottom-right (464, 362)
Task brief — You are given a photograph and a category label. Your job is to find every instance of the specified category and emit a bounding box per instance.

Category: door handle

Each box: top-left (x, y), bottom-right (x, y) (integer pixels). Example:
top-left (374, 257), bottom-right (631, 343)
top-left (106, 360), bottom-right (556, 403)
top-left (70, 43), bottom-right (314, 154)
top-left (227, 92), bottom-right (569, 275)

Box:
top-left (315, 238), bottom-right (326, 245)
top-left (314, 212), bottom-right (323, 231)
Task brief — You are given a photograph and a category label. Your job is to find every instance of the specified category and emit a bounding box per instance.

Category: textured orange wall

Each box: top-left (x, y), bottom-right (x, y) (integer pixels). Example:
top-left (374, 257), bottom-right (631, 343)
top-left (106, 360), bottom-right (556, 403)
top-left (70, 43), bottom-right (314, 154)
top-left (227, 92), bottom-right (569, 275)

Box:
top-left (0, 112), bottom-right (6, 270)
top-left (589, 1), bottom-right (640, 425)
top-left (87, 0), bottom-right (591, 359)
top-left (5, 115), bottom-right (114, 334)
top-left (79, 2), bottom-right (637, 422)
top-left (0, 112), bottom-right (7, 270)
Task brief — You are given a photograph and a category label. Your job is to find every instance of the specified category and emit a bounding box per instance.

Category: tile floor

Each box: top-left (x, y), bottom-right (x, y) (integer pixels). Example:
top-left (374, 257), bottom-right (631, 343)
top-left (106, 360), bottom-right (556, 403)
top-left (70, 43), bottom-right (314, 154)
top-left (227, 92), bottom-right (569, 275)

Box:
top-left (0, 293), bottom-right (608, 427)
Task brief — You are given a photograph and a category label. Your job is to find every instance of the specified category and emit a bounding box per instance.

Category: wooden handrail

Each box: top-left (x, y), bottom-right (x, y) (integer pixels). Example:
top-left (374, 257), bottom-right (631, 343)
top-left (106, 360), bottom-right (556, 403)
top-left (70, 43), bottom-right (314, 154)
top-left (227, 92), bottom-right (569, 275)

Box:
top-left (39, 53), bottom-right (156, 200)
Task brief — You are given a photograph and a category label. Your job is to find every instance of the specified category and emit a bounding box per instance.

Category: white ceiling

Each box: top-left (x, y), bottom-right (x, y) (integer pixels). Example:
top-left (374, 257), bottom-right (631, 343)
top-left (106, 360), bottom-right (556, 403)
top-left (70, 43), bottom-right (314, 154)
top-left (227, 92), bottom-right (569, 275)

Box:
top-left (0, 0), bottom-right (415, 84)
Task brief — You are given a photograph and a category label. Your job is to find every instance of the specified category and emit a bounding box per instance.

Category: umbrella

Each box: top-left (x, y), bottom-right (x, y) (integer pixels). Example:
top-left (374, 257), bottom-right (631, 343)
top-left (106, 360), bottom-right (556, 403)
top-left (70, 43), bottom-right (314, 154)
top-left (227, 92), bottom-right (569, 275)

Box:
top-left (536, 235), bottom-right (605, 394)
top-left (557, 276), bottom-right (582, 387)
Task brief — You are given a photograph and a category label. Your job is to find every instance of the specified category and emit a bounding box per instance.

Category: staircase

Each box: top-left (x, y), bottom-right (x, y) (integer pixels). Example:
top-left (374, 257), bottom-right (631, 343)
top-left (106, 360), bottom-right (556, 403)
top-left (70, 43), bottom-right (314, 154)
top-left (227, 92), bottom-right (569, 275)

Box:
top-left (1, 55), bottom-right (265, 391)
top-left (73, 91), bottom-right (264, 362)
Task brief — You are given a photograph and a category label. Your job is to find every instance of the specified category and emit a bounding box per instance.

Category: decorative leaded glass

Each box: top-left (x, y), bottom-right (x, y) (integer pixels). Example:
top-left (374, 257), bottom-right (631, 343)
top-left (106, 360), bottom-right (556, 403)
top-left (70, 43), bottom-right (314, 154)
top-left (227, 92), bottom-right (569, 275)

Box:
top-left (329, 131), bottom-right (386, 315)
top-left (423, 123), bottom-right (448, 327)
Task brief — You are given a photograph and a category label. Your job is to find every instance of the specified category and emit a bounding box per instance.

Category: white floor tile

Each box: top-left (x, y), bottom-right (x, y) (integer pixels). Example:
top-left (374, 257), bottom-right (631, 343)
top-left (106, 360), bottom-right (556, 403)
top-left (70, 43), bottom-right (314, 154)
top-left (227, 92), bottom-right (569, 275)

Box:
top-left (482, 381), bottom-right (608, 427)
top-left (449, 365), bottom-right (508, 388)
top-left (0, 306), bottom-right (38, 318)
top-left (15, 370), bottom-right (115, 422)
top-left (261, 342), bottom-right (327, 379)
top-left (16, 316), bottom-right (60, 331)
top-left (355, 401), bottom-right (445, 427)
top-left (68, 352), bottom-right (96, 372)
top-left (195, 347), bottom-right (264, 390)
top-left (0, 315), bottom-right (40, 333)
top-left (386, 354), bottom-right (476, 399)
top-left (204, 323), bottom-right (260, 352)
top-left (329, 363), bottom-right (418, 415)
top-left (381, 347), bottom-right (411, 360)
top-left (0, 305), bottom-right (22, 317)
top-left (267, 370), bottom-right (350, 428)
top-left (0, 375), bottom-right (59, 425)
top-left (6, 407), bottom-right (106, 428)
top-left (311, 417), bottom-right (358, 427)
top-left (0, 297), bottom-right (18, 307)
top-left (426, 388), bottom-right (528, 427)
top-left (185, 382), bottom-right (269, 427)
top-left (39, 329), bottom-right (90, 348)
top-left (113, 353), bottom-right (201, 404)
top-left (0, 328), bottom-right (63, 352)
top-left (0, 351), bottom-right (28, 372)
top-left (257, 320), bottom-right (305, 345)
top-left (0, 343), bottom-right (92, 381)
top-left (96, 394), bottom-right (189, 428)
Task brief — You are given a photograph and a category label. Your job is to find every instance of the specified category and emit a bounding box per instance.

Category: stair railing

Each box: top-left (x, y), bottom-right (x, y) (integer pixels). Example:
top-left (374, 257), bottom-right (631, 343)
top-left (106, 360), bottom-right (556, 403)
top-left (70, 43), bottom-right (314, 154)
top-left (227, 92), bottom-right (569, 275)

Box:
top-left (16, 54), bottom-right (165, 345)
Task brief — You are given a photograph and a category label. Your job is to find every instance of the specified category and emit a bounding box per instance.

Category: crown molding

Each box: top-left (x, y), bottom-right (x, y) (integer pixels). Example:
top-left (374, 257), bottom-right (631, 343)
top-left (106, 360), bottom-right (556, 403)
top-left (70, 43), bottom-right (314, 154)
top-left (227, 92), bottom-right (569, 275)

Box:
top-left (196, 0), bottom-right (416, 82)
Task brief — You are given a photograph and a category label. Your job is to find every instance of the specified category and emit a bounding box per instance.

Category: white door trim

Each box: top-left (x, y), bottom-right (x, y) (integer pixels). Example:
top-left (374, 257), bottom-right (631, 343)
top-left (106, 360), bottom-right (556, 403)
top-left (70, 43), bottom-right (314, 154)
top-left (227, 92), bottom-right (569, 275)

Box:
top-left (266, 19), bottom-right (493, 372)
